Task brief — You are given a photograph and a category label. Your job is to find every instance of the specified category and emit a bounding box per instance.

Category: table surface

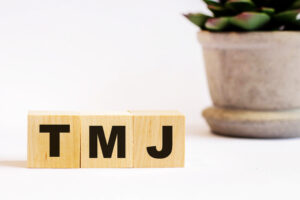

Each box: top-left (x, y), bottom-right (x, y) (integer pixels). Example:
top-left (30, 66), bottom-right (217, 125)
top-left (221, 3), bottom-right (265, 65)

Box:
top-left (1, 121), bottom-right (300, 200)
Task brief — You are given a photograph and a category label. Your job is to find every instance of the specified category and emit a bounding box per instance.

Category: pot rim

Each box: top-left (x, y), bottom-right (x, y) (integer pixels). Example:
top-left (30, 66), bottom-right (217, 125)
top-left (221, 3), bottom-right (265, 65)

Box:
top-left (198, 30), bottom-right (300, 34)
top-left (198, 30), bottom-right (300, 49)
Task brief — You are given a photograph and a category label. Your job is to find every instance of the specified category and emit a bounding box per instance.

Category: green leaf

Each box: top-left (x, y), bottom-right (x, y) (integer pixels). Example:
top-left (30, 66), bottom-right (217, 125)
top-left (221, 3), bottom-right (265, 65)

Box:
top-left (261, 7), bottom-right (275, 15)
top-left (230, 12), bottom-right (271, 30)
top-left (252, 0), bottom-right (295, 11)
top-left (203, 0), bottom-right (221, 6)
top-left (207, 4), bottom-right (231, 16)
top-left (205, 17), bottom-right (230, 31)
top-left (184, 13), bottom-right (210, 28)
top-left (274, 9), bottom-right (300, 26)
top-left (225, 0), bottom-right (256, 12)
top-left (290, 0), bottom-right (300, 9)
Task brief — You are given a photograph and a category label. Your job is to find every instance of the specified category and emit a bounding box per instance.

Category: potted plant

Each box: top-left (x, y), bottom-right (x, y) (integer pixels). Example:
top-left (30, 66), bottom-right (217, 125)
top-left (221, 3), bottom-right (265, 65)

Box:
top-left (185, 0), bottom-right (300, 138)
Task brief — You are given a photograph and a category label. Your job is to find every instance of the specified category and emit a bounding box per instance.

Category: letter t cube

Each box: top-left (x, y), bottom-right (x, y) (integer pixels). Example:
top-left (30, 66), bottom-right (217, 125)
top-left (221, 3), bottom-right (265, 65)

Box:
top-left (27, 111), bottom-right (81, 168)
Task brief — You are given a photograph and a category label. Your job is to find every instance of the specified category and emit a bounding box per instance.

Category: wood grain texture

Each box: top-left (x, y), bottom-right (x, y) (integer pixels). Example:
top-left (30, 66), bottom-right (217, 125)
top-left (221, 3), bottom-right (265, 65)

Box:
top-left (80, 112), bottom-right (133, 168)
top-left (130, 111), bottom-right (185, 168)
top-left (27, 111), bottom-right (80, 168)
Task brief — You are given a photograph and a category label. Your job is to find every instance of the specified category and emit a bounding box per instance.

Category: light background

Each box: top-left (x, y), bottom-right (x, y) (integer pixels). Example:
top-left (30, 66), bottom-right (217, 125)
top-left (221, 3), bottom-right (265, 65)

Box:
top-left (0, 0), bottom-right (300, 199)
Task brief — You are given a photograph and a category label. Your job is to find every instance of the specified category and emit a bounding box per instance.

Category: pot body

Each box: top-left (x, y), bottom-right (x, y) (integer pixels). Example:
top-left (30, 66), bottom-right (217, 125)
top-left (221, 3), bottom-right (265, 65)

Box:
top-left (198, 31), bottom-right (300, 110)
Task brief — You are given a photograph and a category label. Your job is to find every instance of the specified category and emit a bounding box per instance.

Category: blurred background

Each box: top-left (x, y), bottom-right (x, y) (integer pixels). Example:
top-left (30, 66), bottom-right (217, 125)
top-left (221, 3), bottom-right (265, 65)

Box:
top-left (0, 0), bottom-right (210, 158)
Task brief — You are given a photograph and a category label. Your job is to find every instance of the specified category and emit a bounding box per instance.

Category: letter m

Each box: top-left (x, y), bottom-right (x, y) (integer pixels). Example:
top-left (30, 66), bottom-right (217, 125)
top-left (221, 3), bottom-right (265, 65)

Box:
top-left (89, 126), bottom-right (126, 158)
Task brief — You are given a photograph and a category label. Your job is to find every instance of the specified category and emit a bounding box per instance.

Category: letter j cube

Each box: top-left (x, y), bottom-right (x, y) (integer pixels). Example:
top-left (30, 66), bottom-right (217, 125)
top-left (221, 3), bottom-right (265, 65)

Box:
top-left (131, 111), bottom-right (185, 168)
top-left (27, 111), bottom-right (81, 168)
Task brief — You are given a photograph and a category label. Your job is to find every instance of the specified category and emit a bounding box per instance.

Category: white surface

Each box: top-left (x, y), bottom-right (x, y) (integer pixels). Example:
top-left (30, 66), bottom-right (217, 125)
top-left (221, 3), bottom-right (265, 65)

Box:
top-left (0, 0), bottom-right (299, 199)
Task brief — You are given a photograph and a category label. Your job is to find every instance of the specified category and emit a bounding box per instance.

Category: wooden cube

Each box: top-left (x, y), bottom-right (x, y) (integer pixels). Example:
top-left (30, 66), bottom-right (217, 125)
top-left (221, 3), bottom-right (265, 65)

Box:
top-left (27, 111), bottom-right (80, 168)
top-left (80, 112), bottom-right (133, 168)
top-left (130, 111), bottom-right (185, 168)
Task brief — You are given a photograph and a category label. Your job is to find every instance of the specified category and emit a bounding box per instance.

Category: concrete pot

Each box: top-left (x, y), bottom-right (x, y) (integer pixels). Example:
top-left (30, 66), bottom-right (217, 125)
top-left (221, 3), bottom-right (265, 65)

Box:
top-left (198, 31), bottom-right (300, 138)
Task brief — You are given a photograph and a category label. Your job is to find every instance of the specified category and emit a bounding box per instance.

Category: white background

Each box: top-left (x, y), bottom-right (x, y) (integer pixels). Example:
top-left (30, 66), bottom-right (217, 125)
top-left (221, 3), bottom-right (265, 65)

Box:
top-left (0, 0), bottom-right (300, 199)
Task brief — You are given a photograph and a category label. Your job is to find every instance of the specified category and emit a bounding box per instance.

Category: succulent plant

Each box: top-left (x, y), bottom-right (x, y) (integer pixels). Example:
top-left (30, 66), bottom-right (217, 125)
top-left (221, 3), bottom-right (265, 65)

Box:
top-left (184, 0), bottom-right (300, 31)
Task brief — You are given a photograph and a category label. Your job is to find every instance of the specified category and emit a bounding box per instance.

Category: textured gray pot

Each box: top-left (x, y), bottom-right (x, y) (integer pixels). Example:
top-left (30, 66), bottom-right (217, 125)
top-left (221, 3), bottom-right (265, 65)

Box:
top-left (198, 31), bottom-right (300, 138)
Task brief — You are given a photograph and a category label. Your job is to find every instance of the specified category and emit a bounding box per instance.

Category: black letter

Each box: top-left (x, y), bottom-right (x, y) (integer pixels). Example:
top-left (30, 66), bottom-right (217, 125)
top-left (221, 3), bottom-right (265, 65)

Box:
top-left (89, 126), bottom-right (125, 158)
top-left (147, 126), bottom-right (173, 159)
top-left (39, 125), bottom-right (70, 157)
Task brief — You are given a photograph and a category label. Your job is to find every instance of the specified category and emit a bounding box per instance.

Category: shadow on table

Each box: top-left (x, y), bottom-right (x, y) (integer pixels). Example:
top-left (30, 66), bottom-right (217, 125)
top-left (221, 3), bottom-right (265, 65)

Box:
top-left (0, 160), bottom-right (26, 168)
top-left (187, 123), bottom-right (217, 138)
top-left (187, 122), bottom-right (300, 140)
